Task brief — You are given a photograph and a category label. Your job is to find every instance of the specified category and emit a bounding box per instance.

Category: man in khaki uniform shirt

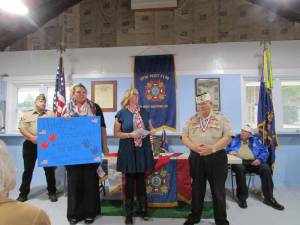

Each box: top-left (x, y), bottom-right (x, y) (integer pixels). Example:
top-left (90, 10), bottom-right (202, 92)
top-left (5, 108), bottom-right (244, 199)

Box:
top-left (182, 92), bottom-right (233, 225)
top-left (16, 94), bottom-right (57, 202)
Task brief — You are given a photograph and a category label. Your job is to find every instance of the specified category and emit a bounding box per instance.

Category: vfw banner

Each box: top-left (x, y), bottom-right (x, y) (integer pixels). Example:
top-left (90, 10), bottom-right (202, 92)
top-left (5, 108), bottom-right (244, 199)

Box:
top-left (134, 55), bottom-right (176, 131)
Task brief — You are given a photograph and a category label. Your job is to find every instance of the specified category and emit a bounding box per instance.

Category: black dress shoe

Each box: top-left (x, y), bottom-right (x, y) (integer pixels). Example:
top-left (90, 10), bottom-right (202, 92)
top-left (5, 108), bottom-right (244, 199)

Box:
top-left (183, 214), bottom-right (200, 225)
top-left (125, 216), bottom-right (133, 225)
top-left (16, 194), bottom-right (28, 202)
top-left (237, 199), bottom-right (248, 208)
top-left (263, 198), bottom-right (285, 210)
top-left (49, 193), bottom-right (58, 202)
top-left (141, 211), bottom-right (149, 221)
top-left (68, 218), bottom-right (79, 225)
top-left (84, 218), bottom-right (95, 224)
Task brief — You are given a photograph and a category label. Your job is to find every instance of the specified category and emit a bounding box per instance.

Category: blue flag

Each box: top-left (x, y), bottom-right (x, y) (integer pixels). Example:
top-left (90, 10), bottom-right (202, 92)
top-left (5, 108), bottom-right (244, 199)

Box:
top-left (257, 76), bottom-right (278, 166)
top-left (146, 160), bottom-right (177, 207)
top-left (134, 55), bottom-right (176, 131)
top-left (257, 47), bottom-right (278, 167)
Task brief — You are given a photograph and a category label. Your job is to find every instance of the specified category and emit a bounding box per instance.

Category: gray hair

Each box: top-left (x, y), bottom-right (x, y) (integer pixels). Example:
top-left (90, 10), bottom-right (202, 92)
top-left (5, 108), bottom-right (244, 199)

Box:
top-left (0, 140), bottom-right (16, 194)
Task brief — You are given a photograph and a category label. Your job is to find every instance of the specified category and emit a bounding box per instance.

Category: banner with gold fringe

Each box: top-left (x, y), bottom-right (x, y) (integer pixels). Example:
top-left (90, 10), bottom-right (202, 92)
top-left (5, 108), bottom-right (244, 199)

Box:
top-left (134, 55), bottom-right (176, 131)
top-left (257, 47), bottom-right (279, 167)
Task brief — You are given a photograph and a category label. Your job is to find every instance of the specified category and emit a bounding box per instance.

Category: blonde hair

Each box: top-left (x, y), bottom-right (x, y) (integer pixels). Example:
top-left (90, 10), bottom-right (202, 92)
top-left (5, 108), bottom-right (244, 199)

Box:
top-left (0, 140), bottom-right (16, 194)
top-left (70, 83), bottom-right (87, 98)
top-left (121, 87), bottom-right (139, 107)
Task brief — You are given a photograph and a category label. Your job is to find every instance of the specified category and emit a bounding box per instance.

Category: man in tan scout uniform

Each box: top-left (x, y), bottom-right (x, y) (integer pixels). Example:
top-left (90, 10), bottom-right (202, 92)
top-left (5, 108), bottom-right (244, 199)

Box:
top-left (182, 92), bottom-right (233, 225)
top-left (16, 94), bottom-right (57, 202)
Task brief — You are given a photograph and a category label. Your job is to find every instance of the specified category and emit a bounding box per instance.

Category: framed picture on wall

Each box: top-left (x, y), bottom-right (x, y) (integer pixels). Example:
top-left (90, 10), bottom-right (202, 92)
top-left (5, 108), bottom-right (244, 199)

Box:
top-left (195, 78), bottom-right (220, 111)
top-left (91, 81), bottom-right (117, 112)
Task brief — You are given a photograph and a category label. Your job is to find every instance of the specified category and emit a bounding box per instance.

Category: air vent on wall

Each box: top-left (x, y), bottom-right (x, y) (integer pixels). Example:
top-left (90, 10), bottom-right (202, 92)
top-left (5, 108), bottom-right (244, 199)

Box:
top-left (131, 0), bottom-right (177, 10)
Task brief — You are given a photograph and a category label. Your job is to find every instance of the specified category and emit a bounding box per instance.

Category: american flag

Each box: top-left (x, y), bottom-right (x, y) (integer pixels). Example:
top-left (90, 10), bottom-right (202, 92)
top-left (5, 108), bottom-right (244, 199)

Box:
top-left (53, 56), bottom-right (66, 117)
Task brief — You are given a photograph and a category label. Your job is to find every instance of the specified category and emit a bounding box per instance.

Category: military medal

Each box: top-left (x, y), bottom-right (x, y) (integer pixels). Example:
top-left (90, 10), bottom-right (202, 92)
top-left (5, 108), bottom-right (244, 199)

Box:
top-left (200, 116), bottom-right (211, 132)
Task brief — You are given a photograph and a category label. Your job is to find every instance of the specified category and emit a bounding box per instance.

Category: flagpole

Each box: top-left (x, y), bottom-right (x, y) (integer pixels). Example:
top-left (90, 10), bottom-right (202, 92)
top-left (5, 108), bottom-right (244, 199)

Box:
top-left (259, 39), bottom-right (271, 49)
top-left (58, 44), bottom-right (65, 56)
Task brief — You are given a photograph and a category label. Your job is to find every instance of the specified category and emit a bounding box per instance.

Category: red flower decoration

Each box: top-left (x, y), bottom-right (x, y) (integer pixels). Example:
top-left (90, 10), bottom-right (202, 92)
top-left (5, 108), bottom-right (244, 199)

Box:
top-left (40, 142), bottom-right (48, 149)
top-left (48, 134), bottom-right (57, 142)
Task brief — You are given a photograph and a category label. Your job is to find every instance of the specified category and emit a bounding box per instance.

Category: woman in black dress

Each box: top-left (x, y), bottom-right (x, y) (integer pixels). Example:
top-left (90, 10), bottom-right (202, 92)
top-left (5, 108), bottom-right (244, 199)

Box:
top-left (114, 87), bottom-right (155, 225)
top-left (62, 83), bottom-right (108, 225)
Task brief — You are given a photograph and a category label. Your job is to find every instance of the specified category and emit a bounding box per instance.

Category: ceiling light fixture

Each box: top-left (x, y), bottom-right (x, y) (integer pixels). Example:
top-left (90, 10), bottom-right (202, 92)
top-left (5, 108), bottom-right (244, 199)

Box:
top-left (0, 0), bottom-right (29, 15)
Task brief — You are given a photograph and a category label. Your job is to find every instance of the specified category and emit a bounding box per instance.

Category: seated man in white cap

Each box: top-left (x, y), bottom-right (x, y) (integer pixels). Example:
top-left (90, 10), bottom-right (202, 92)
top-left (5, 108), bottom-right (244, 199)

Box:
top-left (226, 124), bottom-right (284, 210)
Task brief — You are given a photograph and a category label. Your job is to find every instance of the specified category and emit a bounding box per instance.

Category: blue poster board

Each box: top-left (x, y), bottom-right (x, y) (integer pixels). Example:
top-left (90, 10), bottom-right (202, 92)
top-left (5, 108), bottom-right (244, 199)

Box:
top-left (37, 116), bottom-right (102, 167)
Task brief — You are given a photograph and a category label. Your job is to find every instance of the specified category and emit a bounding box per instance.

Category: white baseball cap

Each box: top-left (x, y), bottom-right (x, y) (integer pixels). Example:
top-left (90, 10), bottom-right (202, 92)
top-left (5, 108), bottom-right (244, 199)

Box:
top-left (196, 92), bottom-right (211, 104)
top-left (241, 124), bottom-right (253, 134)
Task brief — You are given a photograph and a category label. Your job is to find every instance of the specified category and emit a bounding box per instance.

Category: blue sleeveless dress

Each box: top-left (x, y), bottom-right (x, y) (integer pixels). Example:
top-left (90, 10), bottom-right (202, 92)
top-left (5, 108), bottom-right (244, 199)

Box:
top-left (115, 108), bottom-right (154, 173)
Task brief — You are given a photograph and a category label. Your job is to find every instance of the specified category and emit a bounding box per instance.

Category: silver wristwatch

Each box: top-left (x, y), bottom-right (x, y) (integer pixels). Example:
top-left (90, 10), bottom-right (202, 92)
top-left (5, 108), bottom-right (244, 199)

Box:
top-left (212, 146), bottom-right (216, 153)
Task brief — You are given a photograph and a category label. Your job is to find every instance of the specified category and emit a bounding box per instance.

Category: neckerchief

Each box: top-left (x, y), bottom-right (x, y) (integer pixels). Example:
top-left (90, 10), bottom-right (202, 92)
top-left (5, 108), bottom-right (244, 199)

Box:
top-left (127, 105), bottom-right (143, 147)
top-left (67, 98), bottom-right (95, 117)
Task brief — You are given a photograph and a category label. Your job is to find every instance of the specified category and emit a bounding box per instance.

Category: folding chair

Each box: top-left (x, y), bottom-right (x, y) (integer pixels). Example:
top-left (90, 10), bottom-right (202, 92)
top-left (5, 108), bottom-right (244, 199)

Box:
top-left (230, 166), bottom-right (256, 199)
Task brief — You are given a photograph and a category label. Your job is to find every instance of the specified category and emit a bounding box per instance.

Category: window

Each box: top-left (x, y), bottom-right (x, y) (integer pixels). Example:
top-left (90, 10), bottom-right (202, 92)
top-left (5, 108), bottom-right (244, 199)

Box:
top-left (281, 81), bottom-right (300, 129)
top-left (0, 80), bottom-right (5, 131)
top-left (245, 82), bottom-right (260, 128)
top-left (17, 87), bottom-right (40, 110)
top-left (16, 85), bottom-right (70, 130)
top-left (46, 86), bottom-right (70, 110)
top-left (17, 86), bottom-right (70, 112)
top-left (46, 87), bottom-right (55, 109)
top-left (17, 87), bottom-right (40, 128)
top-left (244, 78), bottom-right (300, 132)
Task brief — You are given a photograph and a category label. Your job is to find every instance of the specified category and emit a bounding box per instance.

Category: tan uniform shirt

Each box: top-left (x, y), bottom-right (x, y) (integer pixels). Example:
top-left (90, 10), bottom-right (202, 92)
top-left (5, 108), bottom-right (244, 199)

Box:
top-left (182, 111), bottom-right (234, 146)
top-left (18, 109), bottom-right (55, 136)
top-left (238, 142), bottom-right (255, 160)
top-left (0, 197), bottom-right (51, 225)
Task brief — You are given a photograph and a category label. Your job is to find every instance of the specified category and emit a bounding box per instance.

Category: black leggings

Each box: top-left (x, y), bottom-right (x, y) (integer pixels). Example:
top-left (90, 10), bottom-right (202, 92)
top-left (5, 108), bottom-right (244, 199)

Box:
top-left (125, 173), bottom-right (146, 200)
